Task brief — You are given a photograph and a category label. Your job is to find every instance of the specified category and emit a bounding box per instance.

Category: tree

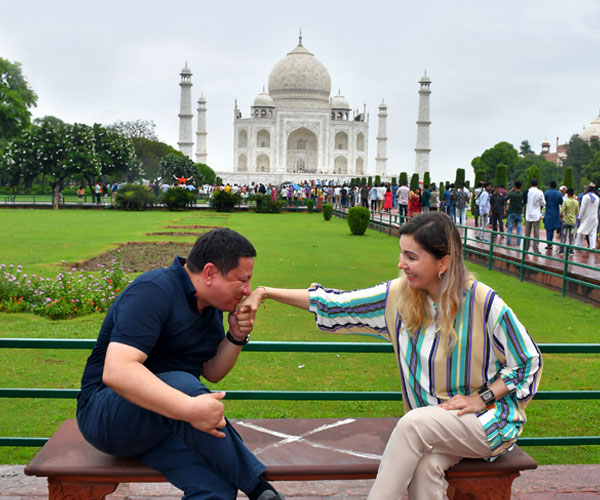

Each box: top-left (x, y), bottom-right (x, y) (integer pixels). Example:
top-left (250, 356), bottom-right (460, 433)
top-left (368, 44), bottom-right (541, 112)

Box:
top-left (495, 164), bottom-right (508, 189)
top-left (89, 124), bottom-right (137, 187)
top-left (159, 153), bottom-right (196, 181)
top-left (519, 140), bottom-right (534, 156)
top-left (563, 166), bottom-right (575, 189)
top-left (513, 153), bottom-right (560, 189)
top-left (581, 150), bottom-right (600, 188)
top-left (454, 168), bottom-right (465, 186)
top-left (194, 163), bottom-right (216, 185)
top-left (563, 135), bottom-right (592, 189)
top-left (423, 171), bottom-right (431, 187)
top-left (410, 173), bottom-right (419, 191)
top-left (399, 172), bottom-right (408, 185)
top-left (526, 165), bottom-right (541, 189)
top-left (471, 142), bottom-right (519, 182)
top-left (108, 119), bottom-right (158, 141)
top-left (130, 137), bottom-right (180, 183)
top-left (0, 58), bottom-right (38, 148)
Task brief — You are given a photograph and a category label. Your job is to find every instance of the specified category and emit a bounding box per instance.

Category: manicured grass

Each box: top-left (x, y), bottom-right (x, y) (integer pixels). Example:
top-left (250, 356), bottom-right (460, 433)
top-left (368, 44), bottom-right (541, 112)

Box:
top-left (1, 208), bottom-right (598, 465)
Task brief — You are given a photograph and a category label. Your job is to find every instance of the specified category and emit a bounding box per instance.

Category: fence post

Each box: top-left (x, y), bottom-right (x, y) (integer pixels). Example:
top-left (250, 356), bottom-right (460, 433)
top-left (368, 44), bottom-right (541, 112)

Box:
top-left (488, 231), bottom-right (495, 270)
top-left (561, 247), bottom-right (571, 297)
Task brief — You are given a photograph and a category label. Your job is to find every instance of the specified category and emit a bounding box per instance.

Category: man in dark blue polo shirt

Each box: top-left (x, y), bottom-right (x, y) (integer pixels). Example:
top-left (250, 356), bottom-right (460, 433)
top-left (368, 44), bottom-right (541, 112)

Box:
top-left (77, 228), bottom-right (284, 500)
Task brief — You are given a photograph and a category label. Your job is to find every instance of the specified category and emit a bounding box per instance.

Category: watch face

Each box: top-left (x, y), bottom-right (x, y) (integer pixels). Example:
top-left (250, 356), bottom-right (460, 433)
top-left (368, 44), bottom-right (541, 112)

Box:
top-left (480, 389), bottom-right (494, 404)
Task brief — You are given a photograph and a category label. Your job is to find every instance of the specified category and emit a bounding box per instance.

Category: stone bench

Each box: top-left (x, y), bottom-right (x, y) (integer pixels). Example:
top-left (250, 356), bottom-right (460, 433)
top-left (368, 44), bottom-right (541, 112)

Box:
top-left (24, 418), bottom-right (537, 499)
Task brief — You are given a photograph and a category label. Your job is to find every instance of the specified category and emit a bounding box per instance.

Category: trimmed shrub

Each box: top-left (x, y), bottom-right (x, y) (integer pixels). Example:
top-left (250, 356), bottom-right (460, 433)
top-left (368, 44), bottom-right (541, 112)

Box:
top-left (210, 190), bottom-right (241, 212)
top-left (410, 173), bottom-right (420, 191)
top-left (563, 166), bottom-right (574, 189)
top-left (399, 172), bottom-right (408, 185)
top-left (423, 171), bottom-right (431, 187)
top-left (306, 198), bottom-right (315, 213)
top-left (375, 175), bottom-right (381, 186)
top-left (160, 187), bottom-right (196, 211)
top-left (115, 184), bottom-right (155, 211)
top-left (347, 206), bottom-right (370, 235)
top-left (254, 194), bottom-right (284, 213)
top-left (322, 203), bottom-right (333, 220)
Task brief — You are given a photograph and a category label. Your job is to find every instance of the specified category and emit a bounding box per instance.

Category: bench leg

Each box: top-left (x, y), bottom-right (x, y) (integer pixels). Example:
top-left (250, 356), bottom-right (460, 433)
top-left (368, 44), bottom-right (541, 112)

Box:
top-left (48, 478), bottom-right (119, 500)
top-left (448, 471), bottom-right (519, 500)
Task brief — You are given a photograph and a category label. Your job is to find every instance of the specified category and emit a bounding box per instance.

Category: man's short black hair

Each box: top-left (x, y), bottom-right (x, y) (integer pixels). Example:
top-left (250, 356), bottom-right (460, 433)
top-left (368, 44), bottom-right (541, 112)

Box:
top-left (550, 181), bottom-right (557, 188)
top-left (530, 178), bottom-right (539, 187)
top-left (187, 228), bottom-right (256, 275)
top-left (514, 180), bottom-right (522, 189)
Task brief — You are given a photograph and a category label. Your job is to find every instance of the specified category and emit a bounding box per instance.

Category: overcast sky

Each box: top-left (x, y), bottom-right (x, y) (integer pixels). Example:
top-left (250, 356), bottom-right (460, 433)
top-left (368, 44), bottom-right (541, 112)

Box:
top-left (2, 0), bottom-right (599, 182)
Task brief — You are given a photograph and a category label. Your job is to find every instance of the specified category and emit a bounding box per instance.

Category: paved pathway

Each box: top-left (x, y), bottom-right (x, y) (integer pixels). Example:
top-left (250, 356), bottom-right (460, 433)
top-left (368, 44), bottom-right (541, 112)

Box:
top-left (2, 464), bottom-right (599, 499)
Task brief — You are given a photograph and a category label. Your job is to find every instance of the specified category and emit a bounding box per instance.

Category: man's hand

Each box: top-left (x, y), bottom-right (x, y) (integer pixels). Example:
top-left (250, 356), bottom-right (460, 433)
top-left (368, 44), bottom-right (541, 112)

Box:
top-left (187, 392), bottom-right (227, 438)
top-left (438, 393), bottom-right (486, 415)
top-left (233, 288), bottom-right (266, 335)
top-left (229, 305), bottom-right (253, 337)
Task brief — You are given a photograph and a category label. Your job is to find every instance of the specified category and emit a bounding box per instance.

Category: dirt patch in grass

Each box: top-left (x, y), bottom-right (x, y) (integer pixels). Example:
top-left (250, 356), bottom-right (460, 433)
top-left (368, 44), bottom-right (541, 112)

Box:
top-left (165, 225), bottom-right (221, 229)
top-left (146, 232), bottom-right (200, 237)
top-left (75, 242), bottom-right (194, 273)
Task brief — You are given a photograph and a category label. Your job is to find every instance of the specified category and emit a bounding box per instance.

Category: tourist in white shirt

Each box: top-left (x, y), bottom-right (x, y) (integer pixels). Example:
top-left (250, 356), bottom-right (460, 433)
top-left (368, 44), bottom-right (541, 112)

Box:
top-left (523, 178), bottom-right (546, 254)
top-left (576, 184), bottom-right (599, 250)
top-left (397, 182), bottom-right (410, 218)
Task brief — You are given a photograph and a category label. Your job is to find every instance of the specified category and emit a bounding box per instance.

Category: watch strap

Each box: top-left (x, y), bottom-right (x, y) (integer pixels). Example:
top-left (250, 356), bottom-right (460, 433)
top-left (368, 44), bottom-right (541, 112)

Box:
top-left (226, 330), bottom-right (249, 346)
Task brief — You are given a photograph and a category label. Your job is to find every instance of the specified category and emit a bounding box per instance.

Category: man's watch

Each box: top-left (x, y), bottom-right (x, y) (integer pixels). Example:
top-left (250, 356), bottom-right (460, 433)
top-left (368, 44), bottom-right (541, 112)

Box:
top-left (478, 386), bottom-right (496, 406)
top-left (226, 330), bottom-right (250, 346)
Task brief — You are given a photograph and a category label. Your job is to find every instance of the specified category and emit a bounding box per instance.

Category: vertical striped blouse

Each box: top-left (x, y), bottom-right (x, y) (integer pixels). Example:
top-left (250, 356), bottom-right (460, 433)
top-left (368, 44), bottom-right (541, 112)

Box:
top-left (308, 279), bottom-right (543, 458)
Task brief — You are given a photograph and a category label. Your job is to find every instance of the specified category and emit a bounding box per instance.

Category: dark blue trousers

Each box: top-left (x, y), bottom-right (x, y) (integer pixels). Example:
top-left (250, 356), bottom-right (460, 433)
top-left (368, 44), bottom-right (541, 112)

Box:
top-left (77, 371), bottom-right (265, 500)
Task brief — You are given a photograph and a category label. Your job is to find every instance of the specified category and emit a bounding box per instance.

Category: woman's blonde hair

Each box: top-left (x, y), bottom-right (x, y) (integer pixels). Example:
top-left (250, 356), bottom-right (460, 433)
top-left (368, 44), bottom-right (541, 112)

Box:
top-left (397, 212), bottom-right (471, 349)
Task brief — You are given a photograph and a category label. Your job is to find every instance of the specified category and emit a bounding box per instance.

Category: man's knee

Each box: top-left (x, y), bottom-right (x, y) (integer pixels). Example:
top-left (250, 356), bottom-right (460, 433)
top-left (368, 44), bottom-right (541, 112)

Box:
top-left (156, 371), bottom-right (210, 397)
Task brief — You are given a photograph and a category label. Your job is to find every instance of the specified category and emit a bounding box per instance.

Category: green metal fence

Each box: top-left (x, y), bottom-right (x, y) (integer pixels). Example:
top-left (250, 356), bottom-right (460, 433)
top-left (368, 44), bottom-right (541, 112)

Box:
top-left (0, 338), bottom-right (598, 448)
top-left (333, 208), bottom-right (600, 299)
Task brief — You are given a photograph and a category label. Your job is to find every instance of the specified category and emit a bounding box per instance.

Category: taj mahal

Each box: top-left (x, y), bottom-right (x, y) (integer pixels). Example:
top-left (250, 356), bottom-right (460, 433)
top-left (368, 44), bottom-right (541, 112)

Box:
top-left (177, 36), bottom-right (433, 185)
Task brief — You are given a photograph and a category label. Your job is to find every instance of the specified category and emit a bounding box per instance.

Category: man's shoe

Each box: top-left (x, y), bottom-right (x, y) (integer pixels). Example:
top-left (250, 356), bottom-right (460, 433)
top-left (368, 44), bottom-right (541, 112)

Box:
top-left (256, 491), bottom-right (285, 500)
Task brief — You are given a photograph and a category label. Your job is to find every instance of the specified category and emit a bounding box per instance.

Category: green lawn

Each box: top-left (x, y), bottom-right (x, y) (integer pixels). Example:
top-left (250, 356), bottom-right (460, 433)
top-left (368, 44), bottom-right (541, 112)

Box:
top-left (1, 208), bottom-right (598, 465)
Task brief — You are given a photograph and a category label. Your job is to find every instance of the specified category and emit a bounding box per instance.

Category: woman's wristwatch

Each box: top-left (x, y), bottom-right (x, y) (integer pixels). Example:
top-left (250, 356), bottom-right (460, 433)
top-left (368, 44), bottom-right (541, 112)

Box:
top-left (226, 330), bottom-right (250, 346)
top-left (478, 386), bottom-right (496, 406)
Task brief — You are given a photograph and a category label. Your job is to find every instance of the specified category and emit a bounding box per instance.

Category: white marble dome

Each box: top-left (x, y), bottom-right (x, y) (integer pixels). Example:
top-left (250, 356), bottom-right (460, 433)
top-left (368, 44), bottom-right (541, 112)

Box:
top-left (581, 112), bottom-right (600, 141)
top-left (268, 43), bottom-right (331, 106)
top-left (331, 93), bottom-right (350, 109)
top-left (253, 91), bottom-right (275, 107)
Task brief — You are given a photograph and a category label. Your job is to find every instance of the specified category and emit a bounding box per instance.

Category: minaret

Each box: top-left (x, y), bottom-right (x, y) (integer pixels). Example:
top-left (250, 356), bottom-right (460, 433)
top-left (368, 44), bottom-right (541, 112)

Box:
top-left (375, 99), bottom-right (388, 177)
top-left (195, 94), bottom-right (207, 164)
top-left (177, 63), bottom-right (194, 159)
top-left (414, 72), bottom-right (431, 180)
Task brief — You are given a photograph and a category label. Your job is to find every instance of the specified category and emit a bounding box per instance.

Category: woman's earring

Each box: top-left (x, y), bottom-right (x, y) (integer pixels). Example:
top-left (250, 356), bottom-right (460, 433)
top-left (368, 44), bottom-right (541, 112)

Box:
top-left (438, 271), bottom-right (444, 279)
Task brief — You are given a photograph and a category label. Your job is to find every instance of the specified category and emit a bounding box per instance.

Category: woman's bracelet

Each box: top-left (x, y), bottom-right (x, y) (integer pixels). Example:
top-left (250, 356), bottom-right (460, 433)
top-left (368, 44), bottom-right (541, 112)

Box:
top-left (256, 286), bottom-right (267, 304)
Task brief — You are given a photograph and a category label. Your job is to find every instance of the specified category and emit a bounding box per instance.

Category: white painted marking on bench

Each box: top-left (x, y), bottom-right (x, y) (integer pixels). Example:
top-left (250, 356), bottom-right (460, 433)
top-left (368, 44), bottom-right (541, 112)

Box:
top-left (235, 418), bottom-right (382, 460)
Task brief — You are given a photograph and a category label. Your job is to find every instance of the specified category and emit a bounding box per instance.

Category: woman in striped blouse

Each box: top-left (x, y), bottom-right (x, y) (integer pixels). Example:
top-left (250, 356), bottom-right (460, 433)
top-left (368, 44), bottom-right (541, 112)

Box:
top-left (239, 211), bottom-right (542, 500)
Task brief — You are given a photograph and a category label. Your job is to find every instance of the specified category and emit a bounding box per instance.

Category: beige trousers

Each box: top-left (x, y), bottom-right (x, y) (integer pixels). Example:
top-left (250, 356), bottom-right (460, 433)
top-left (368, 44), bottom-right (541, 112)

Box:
top-left (367, 406), bottom-right (492, 500)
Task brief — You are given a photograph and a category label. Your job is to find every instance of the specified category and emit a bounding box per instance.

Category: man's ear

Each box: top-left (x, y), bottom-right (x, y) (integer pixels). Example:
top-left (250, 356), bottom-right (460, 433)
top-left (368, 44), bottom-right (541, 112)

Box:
top-left (202, 263), bottom-right (219, 285)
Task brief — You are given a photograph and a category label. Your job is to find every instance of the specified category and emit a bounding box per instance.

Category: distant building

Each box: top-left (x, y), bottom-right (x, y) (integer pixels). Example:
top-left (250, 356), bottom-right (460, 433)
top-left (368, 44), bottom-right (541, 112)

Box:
top-left (540, 110), bottom-right (600, 166)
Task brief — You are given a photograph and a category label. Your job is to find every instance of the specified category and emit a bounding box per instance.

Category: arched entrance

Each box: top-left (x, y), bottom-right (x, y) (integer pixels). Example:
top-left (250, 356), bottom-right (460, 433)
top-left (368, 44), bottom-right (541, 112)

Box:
top-left (286, 127), bottom-right (318, 173)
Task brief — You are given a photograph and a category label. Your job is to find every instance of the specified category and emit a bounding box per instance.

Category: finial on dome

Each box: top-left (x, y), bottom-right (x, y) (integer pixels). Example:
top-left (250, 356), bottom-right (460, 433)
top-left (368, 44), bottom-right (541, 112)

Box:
top-left (299, 27), bottom-right (303, 45)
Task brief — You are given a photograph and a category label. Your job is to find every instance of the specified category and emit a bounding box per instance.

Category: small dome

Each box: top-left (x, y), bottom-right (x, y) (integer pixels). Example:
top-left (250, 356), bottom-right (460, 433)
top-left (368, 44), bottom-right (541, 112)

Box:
top-left (268, 43), bottom-right (331, 107)
top-left (581, 112), bottom-right (600, 141)
top-left (180, 63), bottom-right (192, 75)
top-left (419, 72), bottom-right (431, 83)
top-left (253, 91), bottom-right (275, 107)
top-left (331, 93), bottom-right (350, 109)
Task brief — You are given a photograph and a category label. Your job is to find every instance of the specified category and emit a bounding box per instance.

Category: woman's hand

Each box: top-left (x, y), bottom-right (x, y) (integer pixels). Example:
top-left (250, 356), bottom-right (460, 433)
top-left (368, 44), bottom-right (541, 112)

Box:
top-left (438, 393), bottom-right (487, 415)
top-left (234, 287), bottom-right (267, 332)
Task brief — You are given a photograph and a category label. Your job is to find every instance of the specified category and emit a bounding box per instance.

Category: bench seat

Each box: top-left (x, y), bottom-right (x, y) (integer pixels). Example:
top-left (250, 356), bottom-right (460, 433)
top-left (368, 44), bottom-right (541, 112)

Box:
top-left (25, 418), bottom-right (537, 499)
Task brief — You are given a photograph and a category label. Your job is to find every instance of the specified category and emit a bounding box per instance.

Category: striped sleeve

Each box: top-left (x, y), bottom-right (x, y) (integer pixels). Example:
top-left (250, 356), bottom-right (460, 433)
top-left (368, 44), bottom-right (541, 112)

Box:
top-left (307, 282), bottom-right (391, 341)
top-left (489, 296), bottom-right (543, 405)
